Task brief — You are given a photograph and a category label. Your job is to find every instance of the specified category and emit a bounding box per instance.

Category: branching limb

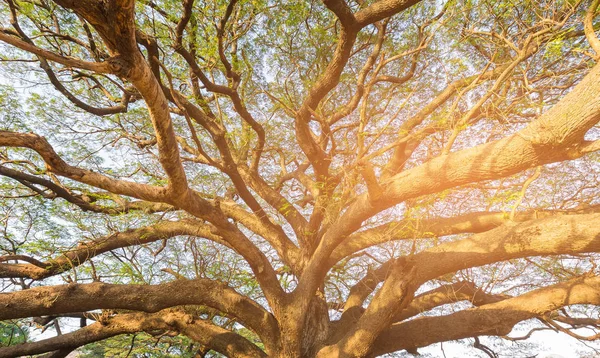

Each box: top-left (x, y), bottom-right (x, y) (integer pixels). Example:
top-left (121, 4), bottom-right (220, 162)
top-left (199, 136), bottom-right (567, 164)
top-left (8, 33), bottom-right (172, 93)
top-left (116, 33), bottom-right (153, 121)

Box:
top-left (0, 30), bottom-right (112, 73)
top-left (301, 61), bottom-right (600, 299)
top-left (330, 205), bottom-right (600, 264)
top-left (340, 212), bottom-right (600, 335)
top-left (4, 2), bottom-right (129, 116)
top-left (355, 0), bottom-right (425, 27)
top-left (372, 275), bottom-right (600, 355)
top-left (0, 219), bottom-right (228, 280)
top-left (0, 278), bottom-right (279, 349)
top-left (585, 0), bottom-right (600, 57)
top-left (0, 131), bottom-right (169, 202)
top-left (0, 310), bottom-right (267, 358)
top-left (0, 165), bottom-right (173, 215)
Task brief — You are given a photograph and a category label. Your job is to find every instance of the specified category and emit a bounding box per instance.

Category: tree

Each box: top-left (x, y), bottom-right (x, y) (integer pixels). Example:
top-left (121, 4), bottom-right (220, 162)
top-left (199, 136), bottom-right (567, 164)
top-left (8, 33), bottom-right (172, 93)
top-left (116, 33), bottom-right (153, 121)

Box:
top-left (0, 321), bottom-right (28, 348)
top-left (0, 0), bottom-right (600, 356)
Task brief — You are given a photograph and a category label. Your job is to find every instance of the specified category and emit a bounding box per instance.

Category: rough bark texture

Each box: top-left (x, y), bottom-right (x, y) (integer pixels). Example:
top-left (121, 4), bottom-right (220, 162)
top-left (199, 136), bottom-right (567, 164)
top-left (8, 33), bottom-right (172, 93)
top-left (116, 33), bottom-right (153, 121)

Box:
top-left (0, 0), bottom-right (599, 357)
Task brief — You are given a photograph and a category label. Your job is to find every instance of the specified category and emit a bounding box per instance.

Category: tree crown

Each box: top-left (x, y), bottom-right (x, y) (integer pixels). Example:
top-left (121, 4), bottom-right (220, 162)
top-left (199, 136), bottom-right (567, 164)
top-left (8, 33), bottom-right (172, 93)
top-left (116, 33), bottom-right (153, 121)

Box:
top-left (1, 0), bottom-right (600, 356)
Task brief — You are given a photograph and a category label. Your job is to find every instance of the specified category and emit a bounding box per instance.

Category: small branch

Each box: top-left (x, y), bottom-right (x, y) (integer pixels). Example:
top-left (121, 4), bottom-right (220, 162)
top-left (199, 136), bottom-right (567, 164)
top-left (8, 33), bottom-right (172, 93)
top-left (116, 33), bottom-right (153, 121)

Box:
top-left (510, 167), bottom-right (542, 220)
top-left (585, 0), bottom-right (600, 58)
top-left (0, 255), bottom-right (45, 268)
top-left (359, 162), bottom-right (383, 203)
top-left (0, 30), bottom-right (111, 73)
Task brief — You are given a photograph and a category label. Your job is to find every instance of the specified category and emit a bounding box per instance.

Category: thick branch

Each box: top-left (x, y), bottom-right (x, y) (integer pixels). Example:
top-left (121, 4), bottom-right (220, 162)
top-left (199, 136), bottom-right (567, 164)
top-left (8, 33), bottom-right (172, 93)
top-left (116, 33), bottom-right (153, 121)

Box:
top-left (343, 212), bottom-right (600, 330)
top-left (331, 205), bottom-right (600, 263)
top-left (326, 211), bottom-right (600, 355)
top-left (373, 275), bottom-right (600, 355)
top-left (394, 281), bottom-right (510, 322)
top-left (355, 0), bottom-right (424, 27)
top-left (0, 278), bottom-right (279, 348)
top-left (303, 61), bottom-right (600, 296)
top-left (0, 310), bottom-right (266, 358)
top-left (53, 0), bottom-right (189, 197)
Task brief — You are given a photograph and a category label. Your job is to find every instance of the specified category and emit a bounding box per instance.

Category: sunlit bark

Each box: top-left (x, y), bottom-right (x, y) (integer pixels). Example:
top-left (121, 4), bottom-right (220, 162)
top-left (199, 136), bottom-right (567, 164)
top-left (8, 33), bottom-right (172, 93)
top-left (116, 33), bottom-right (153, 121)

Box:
top-left (0, 0), bottom-right (599, 356)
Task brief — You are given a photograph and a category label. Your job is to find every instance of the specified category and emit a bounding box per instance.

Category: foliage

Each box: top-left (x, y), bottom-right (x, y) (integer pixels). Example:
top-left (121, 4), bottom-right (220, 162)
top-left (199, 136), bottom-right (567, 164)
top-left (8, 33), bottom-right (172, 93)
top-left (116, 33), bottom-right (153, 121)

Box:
top-left (0, 321), bottom-right (28, 347)
top-left (0, 0), bottom-right (599, 357)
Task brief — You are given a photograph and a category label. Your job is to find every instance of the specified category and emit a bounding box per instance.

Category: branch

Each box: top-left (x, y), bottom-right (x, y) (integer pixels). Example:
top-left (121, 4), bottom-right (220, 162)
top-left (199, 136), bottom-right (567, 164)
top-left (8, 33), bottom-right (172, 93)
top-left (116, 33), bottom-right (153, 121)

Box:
top-left (358, 162), bottom-right (383, 203)
top-left (323, 0), bottom-right (358, 28)
top-left (154, 69), bottom-right (299, 270)
top-left (0, 310), bottom-right (267, 358)
top-left (342, 212), bottom-right (600, 329)
top-left (0, 131), bottom-right (169, 202)
top-left (0, 219), bottom-right (228, 280)
top-left (0, 255), bottom-right (45, 268)
top-left (237, 167), bottom-right (309, 245)
top-left (411, 212), bottom-right (600, 285)
top-left (330, 205), bottom-right (600, 263)
top-left (381, 25), bottom-right (583, 177)
top-left (301, 61), bottom-right (600, 297)
top-left (0, 278), bottom-right (278, 348)
top-left (38, 58), bottom-right (129, 116)
top-left (219, 199), bottom-right (302, 271)
top-left (355, 0), bottom-right (424, 27)
top-left (585, 0), bottom-right (600, 57)
top-left (394, 281), bottom-right (510, 322)
top-left (2, 3), bottom-right (130, 117)
top-left (372, 275), bottom-right (600, 355)
top-left (0, 30), bottom-right (112, 73)
top-left (52, 0), bottom-right (189, 197)
top-left (0, 165), bottom-right (173, 215)
top-left (295, 2), bottom-right (360, 175)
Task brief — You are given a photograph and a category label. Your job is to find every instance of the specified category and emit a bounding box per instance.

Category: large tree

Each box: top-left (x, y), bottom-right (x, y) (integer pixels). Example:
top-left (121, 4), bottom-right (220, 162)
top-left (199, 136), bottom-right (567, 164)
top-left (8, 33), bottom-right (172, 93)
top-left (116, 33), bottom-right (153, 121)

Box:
top-left (0, 0), bottom-right (600, 356)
